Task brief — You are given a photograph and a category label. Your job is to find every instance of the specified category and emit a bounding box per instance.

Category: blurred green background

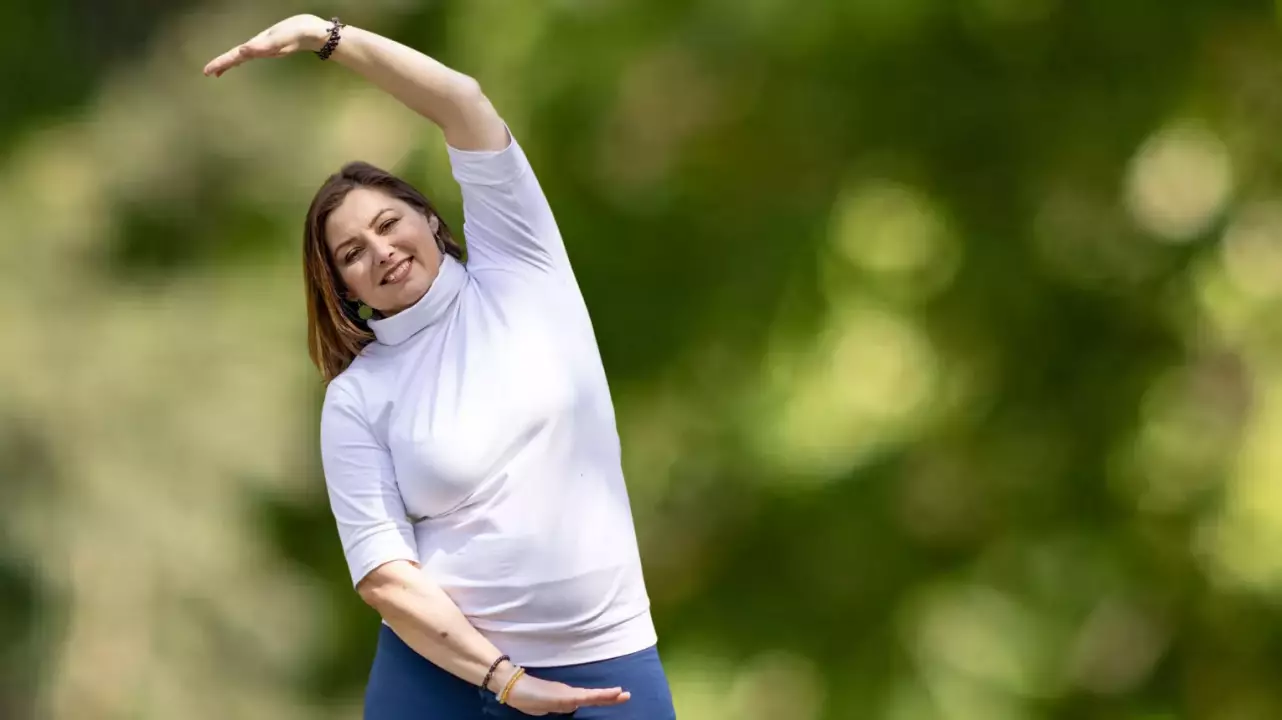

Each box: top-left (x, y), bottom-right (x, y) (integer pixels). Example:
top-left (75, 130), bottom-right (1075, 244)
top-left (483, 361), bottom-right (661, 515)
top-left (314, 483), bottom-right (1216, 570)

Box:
top-left (4, 0), bottom-right (1282, 718)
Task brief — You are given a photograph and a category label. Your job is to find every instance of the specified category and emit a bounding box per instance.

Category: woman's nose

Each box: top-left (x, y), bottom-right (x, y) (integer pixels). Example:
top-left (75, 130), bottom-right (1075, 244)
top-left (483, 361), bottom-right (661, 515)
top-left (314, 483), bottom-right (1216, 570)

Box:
top-left (369, 236), bottom-right (396, 264)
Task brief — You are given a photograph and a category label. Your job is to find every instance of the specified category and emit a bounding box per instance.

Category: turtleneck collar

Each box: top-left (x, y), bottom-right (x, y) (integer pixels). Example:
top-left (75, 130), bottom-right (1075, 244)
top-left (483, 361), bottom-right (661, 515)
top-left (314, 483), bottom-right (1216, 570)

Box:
top-left (368, 254), bottom-right (467, 346)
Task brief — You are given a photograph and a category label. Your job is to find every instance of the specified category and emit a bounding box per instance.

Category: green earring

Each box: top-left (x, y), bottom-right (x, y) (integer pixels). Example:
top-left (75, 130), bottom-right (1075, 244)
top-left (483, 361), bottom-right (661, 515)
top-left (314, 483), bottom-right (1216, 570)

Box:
top-left (358, 303), bottom-right (374, 321)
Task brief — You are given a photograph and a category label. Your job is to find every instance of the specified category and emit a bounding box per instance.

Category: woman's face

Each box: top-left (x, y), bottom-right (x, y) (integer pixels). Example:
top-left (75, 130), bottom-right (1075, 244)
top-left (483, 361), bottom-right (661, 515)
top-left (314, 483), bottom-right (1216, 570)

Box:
top-left (325, 187), bottom-right (443, 316)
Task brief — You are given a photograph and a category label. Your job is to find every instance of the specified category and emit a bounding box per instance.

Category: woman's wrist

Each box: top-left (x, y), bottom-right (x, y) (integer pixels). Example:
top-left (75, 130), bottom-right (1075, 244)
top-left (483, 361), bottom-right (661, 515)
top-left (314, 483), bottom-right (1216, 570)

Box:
top-left (498, 667), bottom-right (527, 705)
top-left (481, 654), bottom-right (511, 692)
top-left (485, 660), bottom-right (519, 694)
top-left (301, 14), bottom-right (338, 53)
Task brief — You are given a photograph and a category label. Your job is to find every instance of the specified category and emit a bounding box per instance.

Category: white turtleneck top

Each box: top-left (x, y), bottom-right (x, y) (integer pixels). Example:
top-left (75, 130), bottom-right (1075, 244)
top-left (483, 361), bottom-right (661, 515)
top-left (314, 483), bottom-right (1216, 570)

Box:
top-left (318, 132), bottom-right (656, 667)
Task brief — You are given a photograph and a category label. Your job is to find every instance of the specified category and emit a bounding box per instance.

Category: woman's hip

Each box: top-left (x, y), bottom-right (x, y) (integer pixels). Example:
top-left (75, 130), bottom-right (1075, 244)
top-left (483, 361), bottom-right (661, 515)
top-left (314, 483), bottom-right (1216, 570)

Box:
top-left (518, 646), bottom-right (676, 719)
top-left (364, 625), bottom-right (676, 719)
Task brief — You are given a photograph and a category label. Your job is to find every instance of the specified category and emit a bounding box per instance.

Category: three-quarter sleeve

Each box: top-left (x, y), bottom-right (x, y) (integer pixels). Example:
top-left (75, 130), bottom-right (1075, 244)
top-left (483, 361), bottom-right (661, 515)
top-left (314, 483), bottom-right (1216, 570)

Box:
top-left (446, 128), bottom-right (571, 276)
top-left (320, 382), bottom-right (419, 588)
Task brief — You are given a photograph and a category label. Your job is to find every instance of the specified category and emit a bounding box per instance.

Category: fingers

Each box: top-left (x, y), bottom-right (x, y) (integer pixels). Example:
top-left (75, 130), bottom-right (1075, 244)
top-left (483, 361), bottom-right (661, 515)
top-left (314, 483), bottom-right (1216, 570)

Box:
top-left (203, 45), bottom-right (249, 77)
top-left (201, 34), bottom-right (277, 77)
top-left (573, 687), bottom-right (631, 707)
top-left (514, 678), bottom-right (632, 715)
top-left (541, 684), bottom-right (630, 714)
top-left (201, 45), bottom-right (263, 77)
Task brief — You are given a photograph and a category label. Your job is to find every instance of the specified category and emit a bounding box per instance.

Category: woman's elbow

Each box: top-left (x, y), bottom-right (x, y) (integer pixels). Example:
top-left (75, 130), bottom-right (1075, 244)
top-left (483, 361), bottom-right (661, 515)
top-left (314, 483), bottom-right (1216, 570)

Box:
top-left (438, 79), bottom-right (507, 151)
top-left (357, 577), bottom-right (387, 609)
top-left (356, 561), bottom-right (413, 609)
top-left (448, 74), bottom-right (485, 107)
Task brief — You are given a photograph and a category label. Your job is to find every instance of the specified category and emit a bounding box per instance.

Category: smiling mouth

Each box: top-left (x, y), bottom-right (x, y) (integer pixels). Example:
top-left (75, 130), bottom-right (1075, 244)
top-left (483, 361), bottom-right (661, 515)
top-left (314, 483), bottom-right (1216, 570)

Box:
top-left (381, 258), bottom-right (413, 286)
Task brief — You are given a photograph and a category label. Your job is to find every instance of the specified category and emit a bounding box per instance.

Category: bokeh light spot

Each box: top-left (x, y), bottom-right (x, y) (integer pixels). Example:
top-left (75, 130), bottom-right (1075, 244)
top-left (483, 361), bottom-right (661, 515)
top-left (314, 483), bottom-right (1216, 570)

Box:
top-left (1125, 121), bottom-right (1233, 242)
top-left (1220, 200), bottom-right (1282, 300)
top-left (755, 301), bottom-right (939, 479)
top-left (830, 179), bottom-right (960, 301)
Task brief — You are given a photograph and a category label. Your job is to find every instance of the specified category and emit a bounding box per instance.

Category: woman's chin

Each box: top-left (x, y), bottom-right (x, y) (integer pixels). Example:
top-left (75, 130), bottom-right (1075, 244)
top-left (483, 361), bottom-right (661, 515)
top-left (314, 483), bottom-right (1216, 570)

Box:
top-left (402, 267), bottom-right (435, 299)
top-left (380, 273), bottom-right (433, 315)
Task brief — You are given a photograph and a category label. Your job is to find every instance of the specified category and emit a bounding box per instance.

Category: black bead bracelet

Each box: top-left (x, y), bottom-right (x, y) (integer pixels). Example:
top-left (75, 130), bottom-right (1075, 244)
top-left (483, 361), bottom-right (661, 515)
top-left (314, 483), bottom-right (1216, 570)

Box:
top-left (316, 17), bottom-right (344, 60)
top-left (481, 654), bottom-right (510, 692)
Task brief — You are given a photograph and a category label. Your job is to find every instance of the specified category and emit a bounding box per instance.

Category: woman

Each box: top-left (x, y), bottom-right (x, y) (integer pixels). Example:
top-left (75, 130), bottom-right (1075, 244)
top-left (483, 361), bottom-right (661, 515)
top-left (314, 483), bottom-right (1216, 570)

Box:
top-left (204, 15), bottom-right (676, 719)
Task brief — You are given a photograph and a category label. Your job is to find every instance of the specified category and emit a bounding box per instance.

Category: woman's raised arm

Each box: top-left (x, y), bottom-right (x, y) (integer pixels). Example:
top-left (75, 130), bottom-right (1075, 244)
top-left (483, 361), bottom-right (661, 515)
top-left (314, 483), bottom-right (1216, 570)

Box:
top-left (203, 14), bottom-right (508, 151)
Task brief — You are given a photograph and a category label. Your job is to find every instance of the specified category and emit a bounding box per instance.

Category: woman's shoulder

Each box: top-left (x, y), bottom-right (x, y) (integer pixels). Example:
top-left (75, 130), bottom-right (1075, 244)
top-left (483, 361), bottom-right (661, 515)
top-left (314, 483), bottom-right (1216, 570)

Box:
top-left (324, 355), bottom-right (380, 411)
top-left (322, 372), bottom-right (359, 414)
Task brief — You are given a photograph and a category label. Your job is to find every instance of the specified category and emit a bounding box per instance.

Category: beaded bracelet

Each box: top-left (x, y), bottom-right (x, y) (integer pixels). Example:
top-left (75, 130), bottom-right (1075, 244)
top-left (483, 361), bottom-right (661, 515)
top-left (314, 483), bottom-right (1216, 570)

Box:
top-left (498, 667), bottom-right (527, 705)
top-left (481, 654), bottom-right (510, 692)
top-left (315, 17), bottom-right (344, 60)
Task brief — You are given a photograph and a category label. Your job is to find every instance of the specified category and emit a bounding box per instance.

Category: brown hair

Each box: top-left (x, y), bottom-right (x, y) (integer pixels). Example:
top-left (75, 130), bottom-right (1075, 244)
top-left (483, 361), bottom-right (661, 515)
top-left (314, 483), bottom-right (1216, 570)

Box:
top-left (303, 161), bottom-right (464, 382)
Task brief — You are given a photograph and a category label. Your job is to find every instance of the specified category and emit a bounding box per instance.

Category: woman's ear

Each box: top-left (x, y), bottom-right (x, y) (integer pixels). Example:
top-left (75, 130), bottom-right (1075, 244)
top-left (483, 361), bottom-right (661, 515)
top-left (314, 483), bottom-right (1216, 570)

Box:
top-left (428, 214), bottom-right (446, 253)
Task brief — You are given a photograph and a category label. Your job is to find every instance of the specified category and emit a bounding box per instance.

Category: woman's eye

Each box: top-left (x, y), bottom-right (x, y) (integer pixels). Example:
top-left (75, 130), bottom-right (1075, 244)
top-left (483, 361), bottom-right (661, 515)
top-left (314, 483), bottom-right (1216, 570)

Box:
top-left (344, 247), bottom-right (363, 263)
top-left (380, 218), bottom-right (398, 233)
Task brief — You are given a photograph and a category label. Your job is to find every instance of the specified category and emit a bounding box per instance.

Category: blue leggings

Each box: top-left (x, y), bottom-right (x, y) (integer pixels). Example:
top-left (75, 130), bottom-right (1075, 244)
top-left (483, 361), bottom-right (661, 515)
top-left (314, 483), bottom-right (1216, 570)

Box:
top-left (364, 625), bottom-right (677, 719)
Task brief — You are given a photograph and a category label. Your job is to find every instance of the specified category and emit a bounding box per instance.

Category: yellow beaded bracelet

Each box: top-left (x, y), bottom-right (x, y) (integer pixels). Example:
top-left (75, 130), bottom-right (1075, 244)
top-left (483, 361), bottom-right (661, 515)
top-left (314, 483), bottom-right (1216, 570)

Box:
top-left (498, 667), bottom-right (526, 705)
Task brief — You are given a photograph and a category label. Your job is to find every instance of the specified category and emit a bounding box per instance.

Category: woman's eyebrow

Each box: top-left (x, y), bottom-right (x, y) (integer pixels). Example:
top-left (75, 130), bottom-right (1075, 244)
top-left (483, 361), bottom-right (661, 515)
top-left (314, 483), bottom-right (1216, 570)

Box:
top-left (367, 207), bottom-right (394, 229)
top-left (332, 208), bottom-right (396, 257)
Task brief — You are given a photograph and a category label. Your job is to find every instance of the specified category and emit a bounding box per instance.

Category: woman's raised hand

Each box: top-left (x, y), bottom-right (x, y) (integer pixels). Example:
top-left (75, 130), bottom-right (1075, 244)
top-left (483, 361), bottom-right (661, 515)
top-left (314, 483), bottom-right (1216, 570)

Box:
top-left (503, 674), bottom-right (631, 716)
top-left (203, 14), bottom-right (332, 77)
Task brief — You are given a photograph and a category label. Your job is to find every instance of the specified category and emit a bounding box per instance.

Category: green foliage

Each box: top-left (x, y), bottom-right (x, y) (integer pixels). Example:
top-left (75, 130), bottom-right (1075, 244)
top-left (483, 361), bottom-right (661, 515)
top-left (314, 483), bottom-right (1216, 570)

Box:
top-left (5, 0), bottom-right (1282, 718)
